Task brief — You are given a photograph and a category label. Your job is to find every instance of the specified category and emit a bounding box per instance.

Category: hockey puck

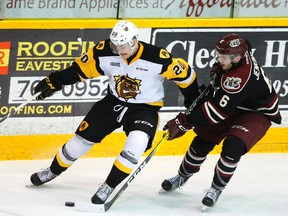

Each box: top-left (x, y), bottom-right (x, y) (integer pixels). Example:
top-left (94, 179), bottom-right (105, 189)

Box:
top-left (65, 201), bottom-right (75, 207)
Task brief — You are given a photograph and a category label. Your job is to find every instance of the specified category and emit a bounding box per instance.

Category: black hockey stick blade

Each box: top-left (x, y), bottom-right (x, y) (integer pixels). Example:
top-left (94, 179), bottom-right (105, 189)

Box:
top-left (72, 133), bottom-right (169, 213)
top-left (0, 92), bottom-right (41, 124)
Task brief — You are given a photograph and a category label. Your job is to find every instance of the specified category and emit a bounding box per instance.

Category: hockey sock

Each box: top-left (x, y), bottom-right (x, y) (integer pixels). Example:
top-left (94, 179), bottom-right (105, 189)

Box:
top-left (212, 156), bottom-right (238, 190)
top-left (212, 136), bottom-right (245, 190)
top-left (105, 130), bottom-right (149, 188)
top-left (50, 155), bottom-right (68, 175)
top-left (50, 135), bottom-right (94, 175)
top-left (179, 137), bottom-right (215, 177)
top-left (179, 146), bottom-right (207, 177)
top-left (50, 143), bottom-right (78, 175)
top-left (106, 165), bottom-right (129, 188)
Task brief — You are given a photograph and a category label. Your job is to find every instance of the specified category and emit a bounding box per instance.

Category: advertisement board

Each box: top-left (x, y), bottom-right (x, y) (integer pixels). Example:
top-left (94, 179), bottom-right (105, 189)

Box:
top-left (152, 28), bottom-right (288, 112)
top-left (1, 0), bottom-right (288, 18)
top-left (0, 27), bottom-right (287, 124)
top-left (0, 29), bottom-right (111, 119)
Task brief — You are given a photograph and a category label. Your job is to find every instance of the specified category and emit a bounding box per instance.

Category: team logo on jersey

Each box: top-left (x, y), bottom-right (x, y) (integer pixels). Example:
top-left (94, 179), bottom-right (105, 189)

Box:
top-left (114, 74), bottom-right (141, 101)
top-left (96, 41), bottom-right (105, 50)
top-left (78, 121), bottom-right (89, 131)
top-left (222, 76), bottom-right (242, 92)
top-left (159, 48), bottom-right (170, 59)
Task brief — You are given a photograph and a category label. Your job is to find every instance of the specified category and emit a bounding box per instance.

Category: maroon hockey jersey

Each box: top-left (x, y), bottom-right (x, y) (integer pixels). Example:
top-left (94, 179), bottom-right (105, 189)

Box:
top-left (186, 51), bottom-right (282, 126)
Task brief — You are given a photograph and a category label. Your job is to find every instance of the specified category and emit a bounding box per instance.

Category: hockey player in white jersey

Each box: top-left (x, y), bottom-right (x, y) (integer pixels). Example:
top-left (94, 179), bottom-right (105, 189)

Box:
top-left (30, 20), bottom-right (200, 205)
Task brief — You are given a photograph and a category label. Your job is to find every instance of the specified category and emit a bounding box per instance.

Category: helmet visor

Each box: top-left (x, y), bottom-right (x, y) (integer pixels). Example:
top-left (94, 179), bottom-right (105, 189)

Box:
top-left (214, 50), bottom-right (239, 62)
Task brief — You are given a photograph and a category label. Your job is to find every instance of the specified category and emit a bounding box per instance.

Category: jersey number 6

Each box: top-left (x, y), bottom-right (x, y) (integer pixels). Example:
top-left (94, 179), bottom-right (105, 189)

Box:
top-left (219, 95), bottom-right (230, 107)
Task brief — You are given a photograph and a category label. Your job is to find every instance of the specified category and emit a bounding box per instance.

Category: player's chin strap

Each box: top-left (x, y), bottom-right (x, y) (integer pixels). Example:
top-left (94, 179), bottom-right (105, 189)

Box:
top-left (68, 133), bottom-right (169, 213)
top-left (0, 92), bottom-right (42, 124)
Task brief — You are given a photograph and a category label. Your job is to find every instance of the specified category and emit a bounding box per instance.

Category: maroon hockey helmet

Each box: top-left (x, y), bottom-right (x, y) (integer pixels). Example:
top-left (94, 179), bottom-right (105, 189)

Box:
top-left (216, 33), bottom-right (248, 57)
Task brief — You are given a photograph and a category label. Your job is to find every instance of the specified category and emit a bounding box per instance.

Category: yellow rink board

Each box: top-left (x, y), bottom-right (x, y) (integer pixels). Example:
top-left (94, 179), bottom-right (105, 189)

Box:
top-left (0, 128), bottom-right (287, 160)
top-left (1, 18), bottom-right (288, 29)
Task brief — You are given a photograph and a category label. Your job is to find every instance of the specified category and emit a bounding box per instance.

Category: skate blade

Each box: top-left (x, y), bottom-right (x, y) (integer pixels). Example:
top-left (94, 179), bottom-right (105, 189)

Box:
top-left (159, 188), bottom-right (167, 194)
top-left (25, 183), bottom-right (37, 188)
top-left (159, 187), bottom-right (173, 194)
top-left (201, 205), bottom-right (210, 212)
top-left (74, 201), bottom-right (105, 212)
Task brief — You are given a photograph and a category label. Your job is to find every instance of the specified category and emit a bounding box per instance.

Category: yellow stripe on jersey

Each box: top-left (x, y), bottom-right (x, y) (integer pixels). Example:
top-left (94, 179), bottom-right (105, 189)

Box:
top-left (74, 47), bottom-right (102, 78)
top-left (114, 159), bottom-right (133, 174)
top-left (146, 101), bottom-right (164, 107)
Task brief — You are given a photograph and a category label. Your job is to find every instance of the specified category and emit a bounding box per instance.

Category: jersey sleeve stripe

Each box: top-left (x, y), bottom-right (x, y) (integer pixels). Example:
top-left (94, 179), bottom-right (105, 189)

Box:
top-left (256, 97), bottom-right (278, 111)
top-left (175, 70), bottom-right (196, 88)
top-left (202, 100), bottom-right (228, 124)
top-left (206, 101), bottom-right (226, 120)
top-left (238, 96), bottom-right (279, 117)
top-left (203, 102), bottom-right (219, 124)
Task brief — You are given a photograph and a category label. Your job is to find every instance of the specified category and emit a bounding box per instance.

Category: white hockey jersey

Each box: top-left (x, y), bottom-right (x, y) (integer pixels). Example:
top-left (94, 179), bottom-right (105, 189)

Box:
top-left (73, 39), bottom-right (196, 107)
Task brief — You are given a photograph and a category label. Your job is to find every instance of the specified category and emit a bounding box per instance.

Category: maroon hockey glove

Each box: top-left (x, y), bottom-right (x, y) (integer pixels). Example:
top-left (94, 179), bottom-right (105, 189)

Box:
top-left (163, 113), bottom-right (193, 140)
top-left (34, 72), bottom-right (62, 100)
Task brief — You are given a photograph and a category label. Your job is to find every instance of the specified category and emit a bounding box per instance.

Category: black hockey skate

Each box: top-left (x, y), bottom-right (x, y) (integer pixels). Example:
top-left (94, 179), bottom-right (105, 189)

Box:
top-left (91, 182), bottom-right (114, 204)
top-left (160, 174), bottom-right (189, 192)
top-left (202, 186), bottom-right (222, 211)
top-left (30, 168), bottom-right (57, 186)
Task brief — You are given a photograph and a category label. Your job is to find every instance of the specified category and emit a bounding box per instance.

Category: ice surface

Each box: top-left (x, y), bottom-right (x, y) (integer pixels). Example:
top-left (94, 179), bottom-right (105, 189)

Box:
top-left (0, 154), bottom-right (287, 216)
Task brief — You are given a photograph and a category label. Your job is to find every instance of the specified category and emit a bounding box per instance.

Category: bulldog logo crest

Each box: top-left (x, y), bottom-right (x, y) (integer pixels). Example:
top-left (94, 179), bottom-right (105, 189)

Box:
top-left (114, 74), bottom-right (141, 101)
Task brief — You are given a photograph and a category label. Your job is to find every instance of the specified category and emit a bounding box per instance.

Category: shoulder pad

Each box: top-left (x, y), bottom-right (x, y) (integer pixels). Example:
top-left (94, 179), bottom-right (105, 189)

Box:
top-left (93, 39), bottom-right (114, 56)
top-left (139, 41), bottom-right (172, 64)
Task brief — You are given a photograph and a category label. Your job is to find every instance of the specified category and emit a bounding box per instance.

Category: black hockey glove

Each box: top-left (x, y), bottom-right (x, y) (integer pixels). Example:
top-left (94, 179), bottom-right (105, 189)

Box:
top-left (210, 62), bottom-right (223, 85)
top-left (34, 72), bottom-right (62, 100)
top-left (163, 113), bottom-right (194, 140)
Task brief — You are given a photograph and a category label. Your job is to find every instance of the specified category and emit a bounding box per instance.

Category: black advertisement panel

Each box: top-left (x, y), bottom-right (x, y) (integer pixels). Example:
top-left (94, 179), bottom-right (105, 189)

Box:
top-left (0, 29), bottom-right (111, 118)
top-left (151, 28), bottom-right (288, 111)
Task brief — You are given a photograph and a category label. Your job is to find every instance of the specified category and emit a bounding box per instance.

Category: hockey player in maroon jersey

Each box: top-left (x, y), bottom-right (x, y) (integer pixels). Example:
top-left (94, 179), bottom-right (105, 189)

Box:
top-left (29, 20), bottom-right (200, 205)
top-left (161, 33), bottom-right (282, 210)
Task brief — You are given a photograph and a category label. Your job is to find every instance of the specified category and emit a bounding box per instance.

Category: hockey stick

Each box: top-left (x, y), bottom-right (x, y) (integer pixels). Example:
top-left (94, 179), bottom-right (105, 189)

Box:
top-left (0, 92), bottom-right (41, 124)
top-left (185, 76), bottom-right (215, 115)
top-left (67, 133), bottom-right (169, 213)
